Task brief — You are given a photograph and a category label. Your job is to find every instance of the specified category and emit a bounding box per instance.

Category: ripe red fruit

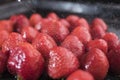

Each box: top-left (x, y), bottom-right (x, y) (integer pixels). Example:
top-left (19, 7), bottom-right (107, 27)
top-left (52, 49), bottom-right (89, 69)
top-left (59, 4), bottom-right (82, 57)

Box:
top-left (0, 20), bottom-right (13, 32)
top-left (91, 24), bottom-right (105, 39)
top-left (61, 35), bottom-right (85, 60)
top-left (0, 30), bottom-right (9, 48)
top-left (91, 18), bottom-right (108, 31)
top-left (34, 18), bottom-right (50, 31)
top-left (81, 48), bottom-right (109, 80)
top-left (107, 43), bottom-right (120, 75)
top-left (67, 69), bottom-right (94, 80)
top-left (2, 32), bottom-right (25, 54)
top-left (13, 15), bottom-right (30, 32)
top-left (60, 19), bottom-right (70, 29)
top-left (48, 47), bottom-right (79, 79)
top-left (66, 15), bottom-right (79, 31)
top-left (32, 33), bottom-right (57, 59)
top-left (29, 13), bottom-right (42, 27)
top-left (72, 27), bottom-right (92, 45)
top-left (0, 51), bottom-right (8, 74)
top-left (76, 18), bottom-right (90, 31)
top-left (7, 42), bottom-right (44, 80)
top-left (41, 20), bottom-right (69, 45)
top-left (21, 26), bottom-right (38, 43)
top-left (87, 39), bottom-right (108, 54)
top-left (103, 32), bottom-right (119, 50)
top-left (47, 12), bottom-right (59, 20)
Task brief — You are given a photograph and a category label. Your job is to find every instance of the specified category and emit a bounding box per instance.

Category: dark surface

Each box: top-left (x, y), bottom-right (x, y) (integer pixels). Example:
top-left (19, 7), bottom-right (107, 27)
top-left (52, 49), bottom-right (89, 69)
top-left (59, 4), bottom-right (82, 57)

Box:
top-left (0, 0), bottom-right (120, 80)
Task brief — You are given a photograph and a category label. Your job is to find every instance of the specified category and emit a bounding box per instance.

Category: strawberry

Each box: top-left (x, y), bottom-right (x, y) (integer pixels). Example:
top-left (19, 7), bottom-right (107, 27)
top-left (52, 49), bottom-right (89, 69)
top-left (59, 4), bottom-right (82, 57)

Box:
top-left (107, 43), bottom-right (120, 75)
top-left (32, 33), bottom-right (57, 60)
top-left (0, 50), bottom-right (8, 74)
top-left (103, 32), bottom-right (119, 50)
top-left (0, 30), bottom-right (9, 48)
top-left (48, 47), bottom-right (79, 79)
top-left (76, 18), bottom-right (90, 31)
top-left (2, 32), bottom-right (25, 54)
top-left (41, 20), bottom-right (69, 45)
top-left (91, 24), bottom-right (105, 39)
top-left (87, 39), bottom-right (108, 54)
top-left (60, 19), bottom-right (70, 29)
top-left (7, 42), bottom-right (44, 80)
top-left (0, 20), bottom-right (13, 33)
top-left (67, 69), bottom-right (94, 80)
top-left (61, 35), bottom-right (85, 60)
top-left (71, 27), bottom-right (92, 45)
top-left (91, 18), bottom-right (108, 31)
top-left (66, 15), bottom-right (79, 31)
top-left (29, 13), bottom-right (42, 27)
top-left (13, 15), bottom-right (30, 32)
top-left (81, 48), bottom-right (109, 80)
top-left (47, 12), bottom-right (59, 20)
top-left (21, 26), bottom-right (38, 43)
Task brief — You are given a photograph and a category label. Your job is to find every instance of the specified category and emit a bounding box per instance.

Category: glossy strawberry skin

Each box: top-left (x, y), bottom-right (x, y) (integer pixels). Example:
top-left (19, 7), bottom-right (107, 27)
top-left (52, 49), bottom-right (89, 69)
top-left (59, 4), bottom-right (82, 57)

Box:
top-left (47, 12), bottom-right (59, 20)
top-left (67, 69), bottom-right (94, 80)
top-left (60, 19), bottom-right (70, 29)
top-left (103, 32), bottom-right (119, 50)
top-left (107, 43), bottom-right (120, 75)
top-left (91, 18), bottom-right (107, 31)
top-left (0, 51), bottom-right (8, 74)
top-left (0, 20), bottom-right (13, 33)
top-left (29, 13), bottom-right (42, 27)
top-left (7, 42), bottom-right (44, 80)
top-left (13, 15), bottom-right (30, 32)
top-left (81, 48), bottom-right (109, 80)
top-left (76, 18), bottom-right (90, 31)
top-left (41, 20), bottom-right (69, 45)
top-left (87, 39), bottom-right (108, 54)
top-left (71, 27), bottom-right (92, 45)
top-left (66, 15), bottom-right (79, 31)
top-left (91, 24), bottom-right (105, 39)
top-left (61, 35), bottom-right (85, 60)
top-left (48, 47), bottom-right (79, 79)
top-left (21, 26), bottom-right (38, 43)
top-left (32, 33), bottom-right (57, 59)
top-left (2, 32), bottom-right (25, 54)
top-left (0, 30), bottom-right (9, 48)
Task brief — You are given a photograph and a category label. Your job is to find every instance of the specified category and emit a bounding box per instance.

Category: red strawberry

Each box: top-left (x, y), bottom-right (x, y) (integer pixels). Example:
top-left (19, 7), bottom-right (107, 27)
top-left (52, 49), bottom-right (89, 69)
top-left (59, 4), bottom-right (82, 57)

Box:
top-left (41, 20), bottom-right (69, 45)
top-left (91, 18), bottom-right (108, 31)
top-left (7, 42), bottom-right (44, 80)
top-left (13, 15), bottom-right (30, 32)
top-left (21, 26), bottom-right (38, 43)
top-left (107, 43), bottom-right (120, 75)
top-left (87, 39), bottom-right (108, 54)
top-left (61, 35), bottom-right (85, 60)
top-left (32, 33), bottom-right (57, 59)
top-left (66, 15), bottom-right (79, 31)
top-left (47, 12), bottom-right (59, 20)
top-left (0, 51), bottom-right (8, 74)
top-left (60, 19), bottom-right (70, 29)
top-left (103, 32), bottom-right (119, 50)
top-left (48, 47), bottom-right (79, 79)
top-left (91, 24), bottom-right (105, 39)
top-left (81, 48), bottom-right (109, 80)
top-left (29, 13), bottom-right (42, 27)
top-left (71, 27), bottom-right (92, 45)
top-left (76, 18), bottom-right (90, 31)
top-left (10, 15), bottom-right (18, 25)
top-left (2, 32), bottom-right (25, 54)
top-left (0, 20), bottom-right (13, 33)
top-left (0, 30), bottom-right (9, 48)
top-left (67, 69), bottom-right (94, 80)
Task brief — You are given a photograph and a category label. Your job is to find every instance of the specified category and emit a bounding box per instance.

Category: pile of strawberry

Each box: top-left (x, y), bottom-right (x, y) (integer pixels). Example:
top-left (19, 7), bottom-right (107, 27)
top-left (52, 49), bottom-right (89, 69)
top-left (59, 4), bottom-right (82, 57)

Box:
top-left (0, 12), bottom-right (120, 80)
